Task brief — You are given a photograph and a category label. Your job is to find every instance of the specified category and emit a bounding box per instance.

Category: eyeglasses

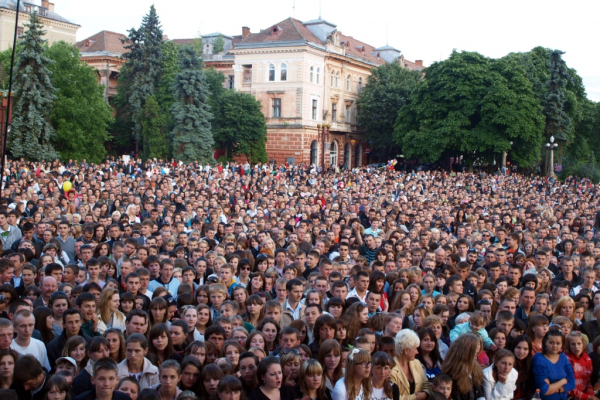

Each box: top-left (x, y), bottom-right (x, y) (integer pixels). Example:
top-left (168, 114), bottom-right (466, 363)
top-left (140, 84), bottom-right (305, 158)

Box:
top-left (478, 300), bottom-right (491, 305)
top-left (356, 362), bottom-right (372, 368)
top-left (282, 348), bottom-right (301, 355)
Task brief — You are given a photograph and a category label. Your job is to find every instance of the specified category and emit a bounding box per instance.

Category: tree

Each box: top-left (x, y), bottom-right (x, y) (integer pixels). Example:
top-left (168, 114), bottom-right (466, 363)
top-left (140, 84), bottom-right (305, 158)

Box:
top-left (543, 50), bottom-right (572, 143)
top-left (213, 35), bottom-right (225, 54)
top-left (212, 90), bottom-right (267, 163)
top-left (141, 95), bottom-right (169, 159)
top-left (114, 5), bottom-right (164, 154)
top-left (46, 41), bottom-right (113, 163)
top-left (7, 12), bottom-right (58, 161)
top-left (356, 63), bottom-right (421, 158)
top-left (171, 46), bottom-right (214, 162)
top-left (394, 51), bottom-right (544, 168)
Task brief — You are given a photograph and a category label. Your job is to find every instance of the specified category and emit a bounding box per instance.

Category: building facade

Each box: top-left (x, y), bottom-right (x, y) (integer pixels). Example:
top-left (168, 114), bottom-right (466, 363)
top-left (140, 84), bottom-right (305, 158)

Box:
top-left (0, 0), bottom-right (78, 51)
top-left (226, 18), bottom-right (423, 167)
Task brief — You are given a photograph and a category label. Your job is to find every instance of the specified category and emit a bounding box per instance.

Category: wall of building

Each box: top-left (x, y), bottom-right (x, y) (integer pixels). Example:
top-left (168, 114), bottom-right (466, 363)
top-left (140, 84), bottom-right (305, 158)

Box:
top-left (0, 9), bottom-right (78, 51)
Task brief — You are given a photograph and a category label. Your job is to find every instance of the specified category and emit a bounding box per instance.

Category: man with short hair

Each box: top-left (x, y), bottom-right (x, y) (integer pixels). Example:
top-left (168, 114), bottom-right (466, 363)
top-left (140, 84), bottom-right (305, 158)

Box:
top-left (76, 293), bottom-right (101, 338)
top-left (0, 259), bottom-right (14, 285)
top-left (32, 277), bottom-right (57, 308)
top-left (0, 318), bottom-right (13, 350)
top-left (0, 210), bottom-right (21, 249)
top-left (347, 271), bottom-right (369, 302)
top-left (56, 222), bottom-right (76, 261)
top-left (124, 310), bottom-right (148, 338)
top-left (514, 287), bottom-right (536, 324)
top-left (147, 259), bottom-right (180, 298)
top-left (46, 309), bottom-right (91, 369)
top-left (10, 310), bottom-right (50, 370)
top-left (10, 355), bottom-right (46, 400)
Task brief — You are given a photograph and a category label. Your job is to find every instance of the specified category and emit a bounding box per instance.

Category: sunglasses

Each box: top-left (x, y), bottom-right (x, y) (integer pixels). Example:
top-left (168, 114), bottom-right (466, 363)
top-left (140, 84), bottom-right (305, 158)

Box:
top-left (282, 348), bottom-right (301, 355)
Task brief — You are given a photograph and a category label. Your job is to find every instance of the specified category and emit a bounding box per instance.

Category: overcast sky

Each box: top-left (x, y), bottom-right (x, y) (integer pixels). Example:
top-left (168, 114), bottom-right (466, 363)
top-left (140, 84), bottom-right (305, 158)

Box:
top-left (54, 0), bottom-right (599, 101)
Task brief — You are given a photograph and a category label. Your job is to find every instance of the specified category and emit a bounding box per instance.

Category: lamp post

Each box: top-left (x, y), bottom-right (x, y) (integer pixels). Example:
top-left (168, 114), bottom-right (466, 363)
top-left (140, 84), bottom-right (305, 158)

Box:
top-left (501, 141), bottom-right (513, 175)
top-left (318, 123), bottom-right (330, 172)
top-left (545, 136), bottom-right (558, 177)
top-left (0, 0), bottom-right (21, 198)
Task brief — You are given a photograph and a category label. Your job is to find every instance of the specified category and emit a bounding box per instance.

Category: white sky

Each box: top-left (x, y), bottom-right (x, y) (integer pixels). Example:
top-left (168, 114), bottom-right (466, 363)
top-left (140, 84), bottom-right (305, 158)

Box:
top-left (54, 0), bottom-right (600, 101)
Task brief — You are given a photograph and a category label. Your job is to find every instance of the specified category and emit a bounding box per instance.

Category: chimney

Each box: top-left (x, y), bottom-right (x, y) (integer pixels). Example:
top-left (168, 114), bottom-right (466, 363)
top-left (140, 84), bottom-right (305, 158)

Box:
top-left (48, 2), bottom-right (55, 12)
top-left (415, 60), bottom-right (423, 66)
top-left (242, 26), bottom-right (250, 39)
top-left (42, 0), bottom-right (49, 8)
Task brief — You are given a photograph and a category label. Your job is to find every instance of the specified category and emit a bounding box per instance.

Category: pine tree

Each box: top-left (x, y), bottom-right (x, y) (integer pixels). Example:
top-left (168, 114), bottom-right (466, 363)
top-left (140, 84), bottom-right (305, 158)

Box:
top-left (543, 50), bottom-right (572, 142)
top-left (141, 95), bottom-right (169, 160)
top-left (8, 12), bottom-right (58, 161)
top-left (117, 5), bottom-right (164, 154)
top-left (171, 46), bottom-right (214, 162)
top-left (213, 35), bottom-right (225, 53)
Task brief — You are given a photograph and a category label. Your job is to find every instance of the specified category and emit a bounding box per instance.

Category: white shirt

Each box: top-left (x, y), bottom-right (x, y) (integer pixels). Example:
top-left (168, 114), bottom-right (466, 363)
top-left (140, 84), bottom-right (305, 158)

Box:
top-left (11, 338), bottom-right (51, 370)
top-left (333, 377), bottom-right (366, 400)
top-left (346, 288), bottom-right (369, 302)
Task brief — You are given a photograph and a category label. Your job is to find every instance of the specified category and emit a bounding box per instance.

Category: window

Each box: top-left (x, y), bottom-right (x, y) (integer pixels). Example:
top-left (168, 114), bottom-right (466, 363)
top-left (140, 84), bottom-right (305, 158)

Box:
top-left (280, 63), bottom-right (287, 81)
top-left (312, 100), bottom-right (318, 120)
top-left (332, 103), bottom-right (337, 122)
top-left (17, 27), bottom-right (24, 40)
top-left (330, 141), bottom-right (338, 166)
top-left (310, 141), bottom-right (318, 165)
top-left (330, 71), bottom-right (335, 87)
top-left (228, 75), bottom-right (234, 89)
top-left (358, 77), bottom-right (362, 93)
top-left (310, 66), bottom-right (314, 83)
top-left (347, 75), bottom-right (351, 91)
top-left (345, 105), bottom-right (351, 123)
top-left (316, 67), bottom-right (320, 84)
top-left (335, 72), bottom-right (339, 88)
top-left (272, 99), bottom-right (281, 117)
top-left (268, 64), bottom-right (275, 81)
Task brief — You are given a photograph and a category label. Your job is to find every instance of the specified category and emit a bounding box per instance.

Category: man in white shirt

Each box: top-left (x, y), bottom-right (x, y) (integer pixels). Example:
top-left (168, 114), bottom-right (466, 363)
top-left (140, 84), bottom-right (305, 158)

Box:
top-left (10, 310), bottom-right (51, 371)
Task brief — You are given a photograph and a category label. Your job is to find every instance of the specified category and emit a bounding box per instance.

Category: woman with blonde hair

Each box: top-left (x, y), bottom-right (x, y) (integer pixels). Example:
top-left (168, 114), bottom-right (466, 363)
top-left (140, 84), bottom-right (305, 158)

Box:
top-left (390, 329), bottom-right (431, 400)
top-left (96, 288), bottom-right (126, 334)
top-left (441, 333), bottom-right (484, 400)
top-left (298, 359), bottom-right (331, 400)
top-left (332, 348), bottom-right (372, 400)
top-left (554, 296), bottom-right (579, 325)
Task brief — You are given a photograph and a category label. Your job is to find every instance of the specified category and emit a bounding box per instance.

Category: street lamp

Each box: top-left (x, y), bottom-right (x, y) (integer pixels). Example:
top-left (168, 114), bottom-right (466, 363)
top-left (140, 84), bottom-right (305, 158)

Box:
top-left (0, 0), bottom-right (21, 198)
top-left (545, 136), bottom-right (558, 177)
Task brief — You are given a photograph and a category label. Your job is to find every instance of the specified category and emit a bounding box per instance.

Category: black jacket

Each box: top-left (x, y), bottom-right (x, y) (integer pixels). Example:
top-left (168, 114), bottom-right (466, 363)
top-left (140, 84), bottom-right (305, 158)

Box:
top-left (72, 369), bottom-right (93, 397)
top-left (10, 370), bottom-right (47, 400)
top-left (73, 389), bottom-right (132, 400)
top-left (46, 330), bottom-right (92, 370)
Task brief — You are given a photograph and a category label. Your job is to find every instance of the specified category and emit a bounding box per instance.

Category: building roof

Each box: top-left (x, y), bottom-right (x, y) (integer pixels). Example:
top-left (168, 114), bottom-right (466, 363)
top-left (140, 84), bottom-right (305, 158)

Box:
top-left (402, 59), bottom-right (425, 71)
top-left (75, 31), bottom-right (129, 55)
top-left (339, 33), bottom-right (385, 65)
top-left (0, 0), bottom-right (77, 25)
top-left (240, 17), bottom-right (324, 47)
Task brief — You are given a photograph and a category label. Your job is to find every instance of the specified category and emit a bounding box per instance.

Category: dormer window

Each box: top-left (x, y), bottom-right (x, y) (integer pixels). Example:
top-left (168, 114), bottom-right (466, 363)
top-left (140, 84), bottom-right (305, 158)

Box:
top-left (39, 9), bottom-right (46, 16)
top-left (271, 26), bottom-right (282, 36)
top-left (25, 5), bottom-right (32, 12)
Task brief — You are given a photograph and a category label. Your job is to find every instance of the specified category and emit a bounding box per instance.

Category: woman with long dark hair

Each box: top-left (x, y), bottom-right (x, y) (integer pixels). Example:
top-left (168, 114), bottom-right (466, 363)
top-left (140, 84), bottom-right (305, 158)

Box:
top-left (33, 306), bottom-right (55, 344)
top-left (416, 328), bottom-right (442, 381)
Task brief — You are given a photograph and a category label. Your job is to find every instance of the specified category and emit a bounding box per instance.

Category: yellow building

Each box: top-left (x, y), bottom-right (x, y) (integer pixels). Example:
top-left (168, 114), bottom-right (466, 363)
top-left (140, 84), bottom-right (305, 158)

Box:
top-left (0, 0), bottom-right (79, 51)
top-left (228, 18), bottom-right (424, 167)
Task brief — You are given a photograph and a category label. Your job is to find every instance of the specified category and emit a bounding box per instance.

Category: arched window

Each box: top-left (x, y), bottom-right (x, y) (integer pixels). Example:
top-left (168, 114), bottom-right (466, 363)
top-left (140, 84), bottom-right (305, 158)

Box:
top-left (331, 71), bottom-right (335, 87)
top-left (316, 67), bottom-right (320, 84)
top-left (268, 64), bottom-right (275, 81)
top-left (358, 77), bottom-right (362, 93)
top-left (347, 75), bottom-right (351, 91)
top-left (335, 72), bottom-right (339, 88)
top-left (280, 63), bottom-right (287, 81)
top-left (330, 141), bottom-right (338, 167)
top-left (310, 66), bottom-right (314, 83)
top-left (310, 141), bottom-right (318, 165)
top-left (344, 143), bottom-right (351, 168)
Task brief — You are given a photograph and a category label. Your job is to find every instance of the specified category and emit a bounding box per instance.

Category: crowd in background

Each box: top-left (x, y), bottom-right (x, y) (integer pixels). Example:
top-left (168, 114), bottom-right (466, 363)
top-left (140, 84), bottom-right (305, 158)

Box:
top-left (0, 157), bottom-right (599, 400)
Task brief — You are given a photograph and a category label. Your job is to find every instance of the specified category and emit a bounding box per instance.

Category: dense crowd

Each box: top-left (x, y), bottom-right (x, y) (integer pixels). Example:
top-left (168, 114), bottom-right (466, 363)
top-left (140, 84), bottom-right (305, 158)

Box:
top-left (0, 157), bottom-right (599, 400)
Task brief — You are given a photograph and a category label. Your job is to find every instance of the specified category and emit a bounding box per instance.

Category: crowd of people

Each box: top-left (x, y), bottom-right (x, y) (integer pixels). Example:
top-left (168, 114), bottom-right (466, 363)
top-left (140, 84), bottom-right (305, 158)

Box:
top-left (0, 156), bottom-right (599, 400)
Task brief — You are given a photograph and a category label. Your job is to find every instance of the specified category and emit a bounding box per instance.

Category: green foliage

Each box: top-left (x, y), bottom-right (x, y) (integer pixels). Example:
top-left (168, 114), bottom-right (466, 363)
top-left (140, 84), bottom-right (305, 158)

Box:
top-left (394, 51), bottom-right (544, 167)
top-left (171, 46), bottom-right (214, 162)
top-left (46, 41), bottom-right (113, 163)
top-left (204, 67), bottom-right (226, 99)
top-left (356, 63), bottom-right (421, 153)
top-left (213, 35), bottom-right (225, 53)
top-left (212, 90), bottom-right (267, 163)
top-left (561, 155), bottom-right (600, 182)
top-left (543, 50), bottom-right (571, 142)
top-left (115, 5), bottom-right (164, 152)
top-left (7, 12), bottom-right (58, 161)
top-left (141, 95), bottom-right (168, 159)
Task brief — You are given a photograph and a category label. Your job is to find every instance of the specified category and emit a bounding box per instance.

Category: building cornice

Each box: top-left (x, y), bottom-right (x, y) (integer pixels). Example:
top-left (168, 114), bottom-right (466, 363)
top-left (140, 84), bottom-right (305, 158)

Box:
top-left (0, 8), bottom-right (80, 29)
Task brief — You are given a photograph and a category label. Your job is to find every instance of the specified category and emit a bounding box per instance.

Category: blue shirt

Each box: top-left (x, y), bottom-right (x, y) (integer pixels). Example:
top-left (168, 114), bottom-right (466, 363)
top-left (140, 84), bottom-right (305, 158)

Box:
top-left (532, 352), bottom-right (575, 400)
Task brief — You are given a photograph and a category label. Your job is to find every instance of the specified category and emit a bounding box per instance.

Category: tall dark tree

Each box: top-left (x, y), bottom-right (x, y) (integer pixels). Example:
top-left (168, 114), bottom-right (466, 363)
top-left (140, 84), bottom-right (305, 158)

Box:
top-left (114, 5), bottom-right (164, 154)
top-left (356, 63), bottom-right (421, 158)
top-left (7, 12), bottom-right (58, 161)
top-left (543, 50), bottom-right (572, 143)
top-left (171, 46), bottom-right (214, 162)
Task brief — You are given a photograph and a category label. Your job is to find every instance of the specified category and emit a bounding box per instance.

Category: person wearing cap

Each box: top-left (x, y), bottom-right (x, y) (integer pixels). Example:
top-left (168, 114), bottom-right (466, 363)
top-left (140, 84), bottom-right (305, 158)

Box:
top-left (55, 356), bottom-right (78, 375)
